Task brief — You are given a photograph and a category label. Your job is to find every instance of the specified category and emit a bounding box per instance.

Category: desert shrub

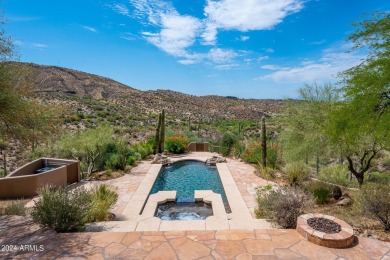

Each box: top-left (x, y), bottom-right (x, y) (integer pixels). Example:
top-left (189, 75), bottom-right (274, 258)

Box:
top-left (0, 169), bottom-right (5, 178)
top-left (231, 142), bottom-right (245, 158)
top-left (4, 200), bottom-right (26, 216)
top-left (256, 186), bottom-right (312, 228)
top-left (367, 172), bottom-right (390, 185)
top-left (165, 136), bottom-right (188, 154)
top-left (260, 166), bottom-right (277, 179)
top-left (87, 184), bottom-right (118, 222)
top-left (380, 157), bottom-right (390, 171)
top-left (56, 126), bottom-right (114, 178)
top-left (355, 183), bottom-right (390, 231)
top-left (105, 153), bottom-right (122, 170)
top-left (133, 140), bottom-right (154, 159)
top-left (284, 162), bottom-right (310, 186)
top-left (127, 156), bottom-right (136, 165)
top-left (31, 186), bottom-right (93, 232)
top-left (308, 182), bottom-right (332, 204)
top-left (267, 143), bottom-right (279, 169)
top-left (220, 133), bottom-right (238, 157)
top-left (242, 143), bottom-right (262, 163)
top-left (332, 185), bottom-right (343, 200)
top-left (104, 169), bottom-right (112, 177)
top-left (317, 164), bottom-right (357, 188)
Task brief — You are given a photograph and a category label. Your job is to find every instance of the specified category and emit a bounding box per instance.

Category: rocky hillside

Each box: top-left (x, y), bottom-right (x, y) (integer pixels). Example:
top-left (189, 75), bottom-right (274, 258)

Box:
top-left (20, 62), bottom-right (284, 121)
top-left (3, 62), bottom-right (288, 172)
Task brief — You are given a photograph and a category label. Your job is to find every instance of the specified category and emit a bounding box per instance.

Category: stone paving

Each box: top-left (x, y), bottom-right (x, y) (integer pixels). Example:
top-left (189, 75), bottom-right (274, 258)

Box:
top-left (3, 153), bottom-right (390, 258)
top-left (1, 216), bottom-right (389, 259)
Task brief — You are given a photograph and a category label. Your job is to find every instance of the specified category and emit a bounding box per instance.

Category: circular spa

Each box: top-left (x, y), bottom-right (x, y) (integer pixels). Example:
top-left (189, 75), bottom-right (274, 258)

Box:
top-left (150, 160), bottom-right (231, 220)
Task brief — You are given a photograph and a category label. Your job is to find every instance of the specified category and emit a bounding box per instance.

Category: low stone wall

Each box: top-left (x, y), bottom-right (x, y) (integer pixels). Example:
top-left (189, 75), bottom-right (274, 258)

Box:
top-left (0, 158), bottom-right (80, 199)
top-left (188, 142), bottom-right (210, 152)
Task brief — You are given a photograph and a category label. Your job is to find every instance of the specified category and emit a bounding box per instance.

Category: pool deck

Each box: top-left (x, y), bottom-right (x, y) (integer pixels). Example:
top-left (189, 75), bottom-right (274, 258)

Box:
top-left (85, 152), bottom-right (273, 231)
top-left (3, 152), bottom-right (390, 259)
top-left (1, 215), bottom-right (389, 259)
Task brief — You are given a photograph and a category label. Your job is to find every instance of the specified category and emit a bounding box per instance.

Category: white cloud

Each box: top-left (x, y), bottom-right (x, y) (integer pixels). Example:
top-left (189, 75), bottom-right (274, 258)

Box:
top-left (144, 13), bottom-right (202, 58)
top-left (257, 55), bottom-right (269, 62)
top-left (178, 59), bottom-right (199, 65)
top-left (261, 65), bottom-right (285, 70)
top-left (32, 43), bottom-right (48, 48)
top-left (112, 4), bottom-right (130, 16)
top-left (122, 0), bottom-right (305, 67)
top-left (121, 32), bottom-right (137, 41)
top-left (309, 40), bottom-right (326, 45)
top-left (265, 48), bottom-right (275, 53)
top-left (240, 36), bottom-right (250, 41)
top-left (208, 48), bottom-right (237, 64)
top-left (203, 0), bottom-right (304, 44)
top-left (81, 25), bottom-right (97, 32)
top-left (129, 0), bottom-right (173, 26)
top-left (214, 64), bottom-right (238, 70)
top-left (258, 45), bottom-right (364, 82)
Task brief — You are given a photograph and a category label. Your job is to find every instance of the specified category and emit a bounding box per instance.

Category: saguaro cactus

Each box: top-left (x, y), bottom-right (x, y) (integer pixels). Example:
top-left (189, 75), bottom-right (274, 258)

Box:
top-left (158, 109), bottom-right (165, 153)
top-left (261, 116), bottom-right (267, 167)
top-left (153, 114), bottom-right (161, 154)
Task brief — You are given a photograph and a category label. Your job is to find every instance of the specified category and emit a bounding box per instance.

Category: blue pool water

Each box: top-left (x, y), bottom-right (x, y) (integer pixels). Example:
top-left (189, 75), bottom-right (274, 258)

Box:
top-left (150, 160), bottom-right (231, 212)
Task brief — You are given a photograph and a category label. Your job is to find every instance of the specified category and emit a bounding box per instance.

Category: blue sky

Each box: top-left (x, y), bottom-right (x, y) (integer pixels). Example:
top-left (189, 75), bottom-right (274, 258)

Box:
top-left (3, 0), bottom-right (389, 99)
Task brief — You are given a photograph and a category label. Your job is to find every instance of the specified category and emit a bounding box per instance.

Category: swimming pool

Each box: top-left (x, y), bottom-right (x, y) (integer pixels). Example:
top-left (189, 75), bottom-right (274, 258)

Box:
top-left (150, 160), bottom-right (231, 213)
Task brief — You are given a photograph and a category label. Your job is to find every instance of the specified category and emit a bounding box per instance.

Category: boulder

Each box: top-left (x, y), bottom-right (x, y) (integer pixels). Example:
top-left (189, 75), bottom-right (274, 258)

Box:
top-left (151, 154), bottom-right (172, 165)
top-left (336, 197), bottom-right (353, 206)
top-left (205, 156), bottom-right (226, 165)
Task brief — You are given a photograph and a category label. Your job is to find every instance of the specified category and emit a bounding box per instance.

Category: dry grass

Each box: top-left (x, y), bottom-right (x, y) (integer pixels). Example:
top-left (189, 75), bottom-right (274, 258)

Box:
top-left (311, 197), bottom-right (390, 242)
top-left (0, 198), bottom-right (30, 216)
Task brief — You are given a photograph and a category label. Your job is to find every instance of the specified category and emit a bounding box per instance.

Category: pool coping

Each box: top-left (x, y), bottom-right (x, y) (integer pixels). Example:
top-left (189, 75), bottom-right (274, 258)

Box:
top-left (86, 156), bottom-right (271, 232)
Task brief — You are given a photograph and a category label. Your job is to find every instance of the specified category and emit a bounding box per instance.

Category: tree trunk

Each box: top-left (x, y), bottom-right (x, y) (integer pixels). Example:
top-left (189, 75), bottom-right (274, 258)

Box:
top-left (346, 148), bottom-right (378, 187)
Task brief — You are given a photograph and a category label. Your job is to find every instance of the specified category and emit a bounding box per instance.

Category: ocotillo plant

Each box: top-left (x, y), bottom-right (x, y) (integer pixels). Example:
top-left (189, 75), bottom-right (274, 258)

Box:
top-left (158, 109), bottom-right (165, 153)
top-left (261, 116), bottom-right (267, 167)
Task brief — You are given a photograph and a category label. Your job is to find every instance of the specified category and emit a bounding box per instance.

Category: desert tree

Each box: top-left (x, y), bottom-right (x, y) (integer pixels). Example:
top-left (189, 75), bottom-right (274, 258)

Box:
top-left (326, 12), bottom-right (390, 187)
top-left (279, 82), bottom-right (340, 174)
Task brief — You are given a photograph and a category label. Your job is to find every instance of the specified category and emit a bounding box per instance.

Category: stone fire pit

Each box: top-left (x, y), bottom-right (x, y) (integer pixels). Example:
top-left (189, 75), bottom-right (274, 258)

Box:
top-left (296, 214), bottom-right (355, 248)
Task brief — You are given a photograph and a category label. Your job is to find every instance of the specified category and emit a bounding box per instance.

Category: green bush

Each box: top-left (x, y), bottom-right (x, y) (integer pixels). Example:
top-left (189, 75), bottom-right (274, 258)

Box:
top-left (105, 153), bottom-right (121, 170)
top-left (127, 156), bottom-right (136, 165)
top-left (317, 164), bottom-right (357, 188)
top-left (165, 136), bottom-right (188, 154)
top-left (4, 200), bottom-right (26, 216)
top-left (267, 144), bottom-right (278, 169)
top-left (308, 182), bottom-right (332, 204)
top-left (31, 186), bottom-right (92, 232)
top-left (256, 186), bottom-right (312, 228)
top-left (367, 172), bottom-right (390, 185)
top-left (355, 183), bottom-right (390, 231)
top-left (87, 184), bottom-right (118, 222)
top-left (284, 162), bottom-right (310, 186)
top-left (221, 133), bottom-right (238, 157)
top-left (242, 143), bottom-right (262, 163)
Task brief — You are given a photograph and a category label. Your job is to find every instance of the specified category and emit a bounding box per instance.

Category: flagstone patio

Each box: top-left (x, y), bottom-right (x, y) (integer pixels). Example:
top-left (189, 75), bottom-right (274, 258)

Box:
top-left (1, 215), bottom-right (389, 259)
top-left (5, 152), bottom-right (388, 258)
